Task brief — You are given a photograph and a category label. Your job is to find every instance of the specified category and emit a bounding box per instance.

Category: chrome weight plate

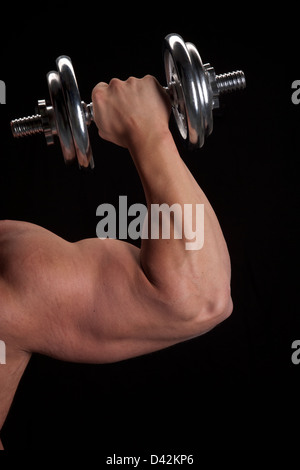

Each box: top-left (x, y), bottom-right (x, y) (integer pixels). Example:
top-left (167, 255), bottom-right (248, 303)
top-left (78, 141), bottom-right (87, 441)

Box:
top-left (185, 42), bottom-right (214, 143)
top-left (163, 33), bottom-right (203, 148)
top-left (56, 56), bottom-right (94, 169)
top-left (47, 71), bottom-right (76, 164)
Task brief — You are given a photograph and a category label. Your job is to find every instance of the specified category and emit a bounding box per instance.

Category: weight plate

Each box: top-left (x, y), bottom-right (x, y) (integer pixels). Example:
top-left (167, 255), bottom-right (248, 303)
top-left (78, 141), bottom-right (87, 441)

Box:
top-left (47, 71), bottom-right (76, 164)
top-left (164, 47), bottom-right (188, 141)
top-left (56, 56), bottom-right (94, 169)
top-left (186, 42), bottom-right (213, 140)
top-left (163, 34), bottom-right (203, 148)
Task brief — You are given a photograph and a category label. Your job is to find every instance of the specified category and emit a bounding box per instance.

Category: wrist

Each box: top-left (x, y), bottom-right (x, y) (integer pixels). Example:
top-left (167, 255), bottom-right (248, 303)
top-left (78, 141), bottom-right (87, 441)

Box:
top-left (127, 128), bottom-right (184, 199)
top-left (128, 127), bottom-right (174, 159)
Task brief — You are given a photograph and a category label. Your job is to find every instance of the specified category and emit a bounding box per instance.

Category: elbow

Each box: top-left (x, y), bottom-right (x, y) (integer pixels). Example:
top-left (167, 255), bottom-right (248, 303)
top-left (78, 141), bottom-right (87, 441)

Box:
top-left (161, 276), bottom-right (233, 337)
top-left (191, 285), bottom-right (233, 335)
top-left (193, 284), bottom-right (233, 333)
top-left (207, 285), bottom-right (233, 327)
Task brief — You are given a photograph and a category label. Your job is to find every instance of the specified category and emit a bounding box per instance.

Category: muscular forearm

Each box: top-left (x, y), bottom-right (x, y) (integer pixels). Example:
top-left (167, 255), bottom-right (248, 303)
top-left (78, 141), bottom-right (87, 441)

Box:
top-left (92, 76), bottom-right (232, 316)
top-left (129, 130), bottom-right (232, 304)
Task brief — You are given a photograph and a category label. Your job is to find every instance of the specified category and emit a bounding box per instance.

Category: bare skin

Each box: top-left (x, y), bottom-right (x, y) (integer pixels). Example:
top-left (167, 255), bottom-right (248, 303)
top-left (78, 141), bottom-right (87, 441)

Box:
top-left (0, 76), bottom-right (233, 449)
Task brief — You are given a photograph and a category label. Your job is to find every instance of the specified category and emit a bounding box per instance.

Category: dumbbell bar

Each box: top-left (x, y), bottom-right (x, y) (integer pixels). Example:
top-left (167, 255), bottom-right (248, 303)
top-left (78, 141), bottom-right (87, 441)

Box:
top-left (10, 34), bottom-right (246, 169)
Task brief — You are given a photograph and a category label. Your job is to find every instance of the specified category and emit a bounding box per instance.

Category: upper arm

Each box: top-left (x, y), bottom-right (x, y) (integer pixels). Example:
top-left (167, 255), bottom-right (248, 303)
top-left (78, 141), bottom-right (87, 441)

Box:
top-left (0, 220), bottom-right (226, 365)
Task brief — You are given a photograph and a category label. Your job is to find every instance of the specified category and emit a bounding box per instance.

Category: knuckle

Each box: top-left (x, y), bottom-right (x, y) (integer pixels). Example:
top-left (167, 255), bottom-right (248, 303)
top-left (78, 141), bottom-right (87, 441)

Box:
top-left (126, 76), bottom-right (140, 86)
top-left (109, 77), bottom-right (122, 88)
top-left (144, 74), bottom-right (155, 82)
top-left (91, 83), bottom-right (107, 102)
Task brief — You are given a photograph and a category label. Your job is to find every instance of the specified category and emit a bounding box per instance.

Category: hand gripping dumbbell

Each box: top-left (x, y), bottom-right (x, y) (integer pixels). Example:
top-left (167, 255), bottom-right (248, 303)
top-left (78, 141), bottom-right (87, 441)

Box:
top-left (10, 33), bottom-right (246, 169)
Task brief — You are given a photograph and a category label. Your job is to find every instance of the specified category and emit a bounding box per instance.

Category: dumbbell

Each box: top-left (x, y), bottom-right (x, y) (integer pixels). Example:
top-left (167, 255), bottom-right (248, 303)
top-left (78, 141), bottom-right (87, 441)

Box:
top-left (10, 33), bottom-right (246, 169)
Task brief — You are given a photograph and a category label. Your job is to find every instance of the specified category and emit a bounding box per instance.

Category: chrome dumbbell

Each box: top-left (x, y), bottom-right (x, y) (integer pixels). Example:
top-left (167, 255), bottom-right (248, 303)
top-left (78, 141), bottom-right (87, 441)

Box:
top-left (10, 33), bottom-right (246, 169)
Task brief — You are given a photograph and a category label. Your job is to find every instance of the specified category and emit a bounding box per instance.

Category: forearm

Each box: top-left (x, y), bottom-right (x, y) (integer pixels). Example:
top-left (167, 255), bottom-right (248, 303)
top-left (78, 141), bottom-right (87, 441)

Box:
top-left (129, 130), bottom-right (231, 299)
top-left (91, 75), bottom-right (232, 314)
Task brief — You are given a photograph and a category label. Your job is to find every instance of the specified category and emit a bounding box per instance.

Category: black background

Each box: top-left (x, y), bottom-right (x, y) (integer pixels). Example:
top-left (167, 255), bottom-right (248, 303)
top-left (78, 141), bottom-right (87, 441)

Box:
top-left (0, 4), bottom-right (299, 451)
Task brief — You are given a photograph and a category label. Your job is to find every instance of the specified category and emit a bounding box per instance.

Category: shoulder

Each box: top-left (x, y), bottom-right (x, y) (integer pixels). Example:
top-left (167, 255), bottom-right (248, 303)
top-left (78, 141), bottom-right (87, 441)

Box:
top-left (0, 220), bottom-right (95, 355)
top-left (0, 220), bottom-right (142, 360)
top-left (0, 219), bottom-right (41, 239)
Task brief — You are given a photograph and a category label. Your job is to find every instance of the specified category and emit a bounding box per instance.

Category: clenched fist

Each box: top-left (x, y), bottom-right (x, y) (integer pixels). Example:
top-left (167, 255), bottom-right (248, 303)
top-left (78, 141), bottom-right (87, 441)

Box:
top-left (91, 75), bottom-right (171, 150)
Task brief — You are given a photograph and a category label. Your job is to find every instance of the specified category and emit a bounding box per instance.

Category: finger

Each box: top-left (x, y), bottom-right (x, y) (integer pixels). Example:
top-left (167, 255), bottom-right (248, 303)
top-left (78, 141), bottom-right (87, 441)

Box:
top-left (91, 82), bottom-right (109, 103)
top-left (92, 82), bottom-right (109, 94)
top-left (96, 81), bottom-right (109, 88)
